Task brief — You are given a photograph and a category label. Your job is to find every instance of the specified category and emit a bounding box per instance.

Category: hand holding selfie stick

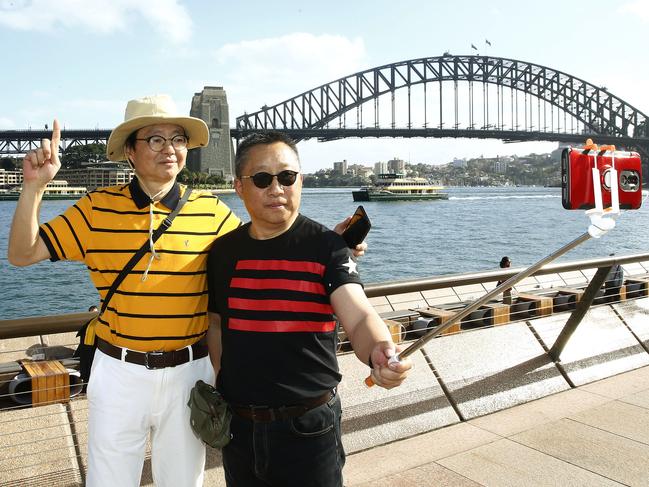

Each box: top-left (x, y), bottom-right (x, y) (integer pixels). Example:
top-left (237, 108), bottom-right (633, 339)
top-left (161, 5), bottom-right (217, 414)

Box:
top-left (365, 145), bottom-right (620, 387)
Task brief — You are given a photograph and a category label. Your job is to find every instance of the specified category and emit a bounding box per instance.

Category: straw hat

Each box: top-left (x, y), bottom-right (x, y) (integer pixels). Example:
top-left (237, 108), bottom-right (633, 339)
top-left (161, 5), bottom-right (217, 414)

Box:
top-left (106, 95), bottom-right (209, 161)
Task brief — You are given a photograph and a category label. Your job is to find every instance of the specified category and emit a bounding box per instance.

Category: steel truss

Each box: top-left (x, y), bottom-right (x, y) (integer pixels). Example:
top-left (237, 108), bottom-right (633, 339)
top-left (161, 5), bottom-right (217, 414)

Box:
top-left (235, 55), bottom-right (649, 156)
top-left (0, 129), bottom-right (111, 156)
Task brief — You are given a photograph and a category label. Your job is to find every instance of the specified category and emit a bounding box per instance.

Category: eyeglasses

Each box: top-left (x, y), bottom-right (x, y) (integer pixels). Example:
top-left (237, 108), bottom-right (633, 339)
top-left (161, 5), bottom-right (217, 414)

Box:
top-left (136, 134), bottom-right (188, 152)
top-left (241, 170), bottom-right (299, 189)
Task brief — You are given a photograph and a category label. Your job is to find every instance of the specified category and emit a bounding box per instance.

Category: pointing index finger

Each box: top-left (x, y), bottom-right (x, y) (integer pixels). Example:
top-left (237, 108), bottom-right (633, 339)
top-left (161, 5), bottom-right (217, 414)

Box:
top-left (51, 119), bottom-right (61, 152)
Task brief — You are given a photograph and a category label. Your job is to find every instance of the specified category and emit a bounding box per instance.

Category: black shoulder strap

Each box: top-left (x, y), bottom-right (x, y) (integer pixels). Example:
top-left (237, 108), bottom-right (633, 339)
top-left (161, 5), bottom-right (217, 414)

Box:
top-left (99, 186), bottom-right (193, 314)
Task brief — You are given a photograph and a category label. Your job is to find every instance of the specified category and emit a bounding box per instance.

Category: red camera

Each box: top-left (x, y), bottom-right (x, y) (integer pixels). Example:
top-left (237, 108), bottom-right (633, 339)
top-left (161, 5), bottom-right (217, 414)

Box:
top-left (561, 147), bottom-right (642, 210)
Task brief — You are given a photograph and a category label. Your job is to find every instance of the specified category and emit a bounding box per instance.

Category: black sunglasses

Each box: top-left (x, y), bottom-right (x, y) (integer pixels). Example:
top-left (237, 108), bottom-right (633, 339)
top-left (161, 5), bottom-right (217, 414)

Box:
top-left (241, 170), bottom-right (299, 189)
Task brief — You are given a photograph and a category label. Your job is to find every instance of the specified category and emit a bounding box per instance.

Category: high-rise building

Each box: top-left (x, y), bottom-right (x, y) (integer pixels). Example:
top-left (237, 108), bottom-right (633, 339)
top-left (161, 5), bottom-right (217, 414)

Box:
top-left (387, 157), bottom-right (405, 174)
top-left (188, 87), bottom-right (234, 182)
top-left (333, 159), bottom-right (348, 174)
top-left (374, 161), bottom-right (388, 175)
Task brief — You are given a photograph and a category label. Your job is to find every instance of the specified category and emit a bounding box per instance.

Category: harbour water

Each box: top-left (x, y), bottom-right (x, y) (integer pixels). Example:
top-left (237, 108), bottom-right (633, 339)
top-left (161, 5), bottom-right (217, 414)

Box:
top-left (0, 186), bottom-right (647, 320)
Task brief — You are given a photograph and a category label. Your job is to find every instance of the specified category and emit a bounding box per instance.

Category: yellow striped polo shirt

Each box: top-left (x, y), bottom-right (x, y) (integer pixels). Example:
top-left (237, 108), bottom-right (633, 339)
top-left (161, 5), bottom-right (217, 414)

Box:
top-left (39, 179), bottom-right (241, 352)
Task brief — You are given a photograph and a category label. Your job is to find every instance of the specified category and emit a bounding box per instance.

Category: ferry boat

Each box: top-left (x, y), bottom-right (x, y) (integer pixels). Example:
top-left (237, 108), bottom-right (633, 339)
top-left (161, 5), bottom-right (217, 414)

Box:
top-left (0, 180), bottom-right (87, 201)
top-left (352, 173), bottom-right (449, 202)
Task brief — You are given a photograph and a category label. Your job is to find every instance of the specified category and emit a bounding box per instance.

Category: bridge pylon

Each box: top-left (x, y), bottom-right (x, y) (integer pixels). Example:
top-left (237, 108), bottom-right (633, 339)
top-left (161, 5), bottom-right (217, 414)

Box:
top-left (188, 87), bottom-right (235, 182)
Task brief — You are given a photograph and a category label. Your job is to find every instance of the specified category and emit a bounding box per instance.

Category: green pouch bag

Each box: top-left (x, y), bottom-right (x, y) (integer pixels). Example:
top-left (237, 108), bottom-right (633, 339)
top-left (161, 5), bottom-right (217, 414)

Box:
top-left (187, 380), bottom-right (232, 448)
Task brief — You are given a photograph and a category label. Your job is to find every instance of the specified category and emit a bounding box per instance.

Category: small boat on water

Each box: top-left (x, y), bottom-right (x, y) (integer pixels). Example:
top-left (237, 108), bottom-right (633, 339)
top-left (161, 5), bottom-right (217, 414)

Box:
top-left (0, 180), bottom-right (88, 201)
top-left (352, 173), bottom-right (449, 202)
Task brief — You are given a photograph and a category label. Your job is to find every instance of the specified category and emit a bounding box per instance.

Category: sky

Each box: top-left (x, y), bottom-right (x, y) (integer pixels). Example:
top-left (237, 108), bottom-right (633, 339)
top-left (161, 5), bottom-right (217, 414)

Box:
top-left (1, 0), bottom-right (649, 174)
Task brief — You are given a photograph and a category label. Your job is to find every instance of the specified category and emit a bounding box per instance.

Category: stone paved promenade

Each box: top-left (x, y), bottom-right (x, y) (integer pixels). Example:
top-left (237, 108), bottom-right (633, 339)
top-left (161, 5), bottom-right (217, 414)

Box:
top-left (344, 365), bottom-right (649, 486)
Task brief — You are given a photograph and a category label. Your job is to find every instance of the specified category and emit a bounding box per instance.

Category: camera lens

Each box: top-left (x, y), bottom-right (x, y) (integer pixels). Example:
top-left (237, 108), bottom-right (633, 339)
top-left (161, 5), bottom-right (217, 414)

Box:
top-left (620, 171), bottom-right (640, 191)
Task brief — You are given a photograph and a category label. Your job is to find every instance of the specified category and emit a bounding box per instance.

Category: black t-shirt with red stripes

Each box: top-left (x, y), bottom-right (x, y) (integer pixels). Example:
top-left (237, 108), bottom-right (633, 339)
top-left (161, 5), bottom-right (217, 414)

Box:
top-left (207, 214), bottom-right (362, 406)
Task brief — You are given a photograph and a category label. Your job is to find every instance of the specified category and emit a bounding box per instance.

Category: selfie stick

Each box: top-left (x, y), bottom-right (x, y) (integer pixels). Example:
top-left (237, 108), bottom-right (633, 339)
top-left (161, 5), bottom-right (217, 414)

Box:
top-left (365, 166), bottom-right (620, 387)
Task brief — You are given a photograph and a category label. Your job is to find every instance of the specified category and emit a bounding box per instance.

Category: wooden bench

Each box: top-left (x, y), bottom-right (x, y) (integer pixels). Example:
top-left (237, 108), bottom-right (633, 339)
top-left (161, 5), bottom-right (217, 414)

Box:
top-left (417, 307), bottom-right (460, 335)
top-left (482, 302), bottom-right (510, 326)
top-left (516, 292), bottom-right (554, 317)
top-left (625, 278), bottom-right (649, 299)
top-left (21, 360), bottom-right (70, 406)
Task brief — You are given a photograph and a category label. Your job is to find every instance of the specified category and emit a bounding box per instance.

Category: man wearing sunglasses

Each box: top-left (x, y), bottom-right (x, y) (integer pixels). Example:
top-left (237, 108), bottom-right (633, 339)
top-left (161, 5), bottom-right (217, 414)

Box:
top-left (206, 131), bottom-right (412, 487)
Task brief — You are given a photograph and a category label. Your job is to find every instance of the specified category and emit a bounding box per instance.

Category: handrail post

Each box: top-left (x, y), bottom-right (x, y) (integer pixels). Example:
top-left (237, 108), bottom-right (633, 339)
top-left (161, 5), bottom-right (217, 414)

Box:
top-left (549, 265), bottom-right (612, 361)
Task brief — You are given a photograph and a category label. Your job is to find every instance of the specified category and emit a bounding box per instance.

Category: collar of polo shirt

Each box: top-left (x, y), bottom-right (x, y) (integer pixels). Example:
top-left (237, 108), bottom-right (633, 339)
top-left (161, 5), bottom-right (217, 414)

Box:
top-left (129, 178), bottom-right (181, 210)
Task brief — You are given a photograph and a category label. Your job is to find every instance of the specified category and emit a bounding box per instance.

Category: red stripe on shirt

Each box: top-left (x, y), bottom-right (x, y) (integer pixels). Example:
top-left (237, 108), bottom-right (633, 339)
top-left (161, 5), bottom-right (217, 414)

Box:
top-left (229, 318), bottom-right (336, 333)
top-left (228, 297), bottom-right (333, 314)
top-left (230, 277), bottom-right (326, 295)
top-left (235, 259), bottom-right (325, 275)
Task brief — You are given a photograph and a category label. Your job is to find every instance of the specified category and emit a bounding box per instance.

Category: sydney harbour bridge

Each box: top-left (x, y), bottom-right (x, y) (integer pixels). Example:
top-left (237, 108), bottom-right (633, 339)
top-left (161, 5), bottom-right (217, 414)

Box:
top-left (2, 55), bottom-right (648, 176)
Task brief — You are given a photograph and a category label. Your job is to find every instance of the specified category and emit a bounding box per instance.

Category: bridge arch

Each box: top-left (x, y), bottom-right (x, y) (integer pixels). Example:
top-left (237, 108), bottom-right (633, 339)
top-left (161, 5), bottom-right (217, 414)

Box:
top-left (235, 55), bottom-right (649, 149)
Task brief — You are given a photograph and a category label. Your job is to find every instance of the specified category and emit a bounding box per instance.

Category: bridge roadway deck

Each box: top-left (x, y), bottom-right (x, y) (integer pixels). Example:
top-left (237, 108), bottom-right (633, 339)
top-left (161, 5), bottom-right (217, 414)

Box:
top-left (344, 365), bottom-right (649, 486)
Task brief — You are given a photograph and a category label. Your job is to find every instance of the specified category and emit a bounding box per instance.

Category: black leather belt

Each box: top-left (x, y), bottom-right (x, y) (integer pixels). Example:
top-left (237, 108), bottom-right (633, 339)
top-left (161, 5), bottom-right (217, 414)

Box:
top-left (96, 337), bottom-right (208, 370)
top-left (231, 391), bottom-right (334, 422)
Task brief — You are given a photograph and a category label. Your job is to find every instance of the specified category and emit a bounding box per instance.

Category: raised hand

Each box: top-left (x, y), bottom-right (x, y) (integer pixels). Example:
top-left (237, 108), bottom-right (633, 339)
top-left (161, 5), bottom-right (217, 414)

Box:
top-left (23, 119), bottom-right (61, 188)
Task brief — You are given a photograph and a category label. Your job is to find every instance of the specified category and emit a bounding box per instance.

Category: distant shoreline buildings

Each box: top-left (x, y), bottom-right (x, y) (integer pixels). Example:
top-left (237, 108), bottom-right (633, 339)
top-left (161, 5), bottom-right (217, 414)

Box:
top-left (0, 163), bottom-right (135, 191)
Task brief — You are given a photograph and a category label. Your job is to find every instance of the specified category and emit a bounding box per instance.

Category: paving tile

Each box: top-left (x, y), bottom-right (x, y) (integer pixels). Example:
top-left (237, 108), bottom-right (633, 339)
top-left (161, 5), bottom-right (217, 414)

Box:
top-left (0, 336), bottom-right (43, 363)
top-left (349, 461), bottom-right (482, 487)
top-left (530, 306), bottom-right (649, 386)
top-left (620, 389), bottom-right (649, 409)
top-left (424, 323), bottom-right (570, 420)
top-left (344, 423), bottom-right (498, 486)
top-left (367, 296), bottom-right (390, 306)
top-left (536, 273), bottom-right (565, 286)
top-left (425, 295), bottom-right (462, 306)
top-left (438, 438), bottom-right (621, 487)
top-left (623, 263), bottom-right (647, 276)
top-left (613, 297), bottom-right (649, 343)
top-left (568, 399), bottom-right (649, 446)
top-left (469, 388), bottom-right (612, 437)
top-left (203, 448), bottom-right (226, 487)
top-left (559, 270), bottom-right (589, 285)
top-left (386, 291), bottom-right (426, 305)
top-left (421, 288), bottom-right (458, 299)
top-left (337, 351), bottom-right (459, 454)
top-left (512, 418), bottom-right (649, 485)
top-left (580, 365), bottom-right (649, 398)
top-left (0, 403), bottom-right (82, 486)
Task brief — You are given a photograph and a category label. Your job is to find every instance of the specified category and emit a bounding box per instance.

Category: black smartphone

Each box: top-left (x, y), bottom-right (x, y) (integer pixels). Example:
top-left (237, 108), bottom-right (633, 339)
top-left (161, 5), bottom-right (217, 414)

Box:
top-left (342, 205), bottom-right (371, 248)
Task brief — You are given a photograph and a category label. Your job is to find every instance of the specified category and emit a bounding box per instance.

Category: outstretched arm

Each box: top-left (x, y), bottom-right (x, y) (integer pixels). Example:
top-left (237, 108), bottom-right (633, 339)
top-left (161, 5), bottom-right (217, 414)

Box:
top-left (7, 120), bottom-right (61, 266)
top-left (331, 283), bottom-right (411, 389)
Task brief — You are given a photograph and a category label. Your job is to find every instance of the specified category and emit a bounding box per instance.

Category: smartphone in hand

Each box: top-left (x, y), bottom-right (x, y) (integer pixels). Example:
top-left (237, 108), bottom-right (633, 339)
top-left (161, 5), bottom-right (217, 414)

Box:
top-left (342, 205), bottom-right (371, 248)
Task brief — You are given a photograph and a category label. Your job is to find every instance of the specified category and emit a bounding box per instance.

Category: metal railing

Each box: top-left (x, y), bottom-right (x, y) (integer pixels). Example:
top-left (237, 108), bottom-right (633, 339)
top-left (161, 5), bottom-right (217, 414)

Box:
top-left (1, 252), bottom-right (647, 341)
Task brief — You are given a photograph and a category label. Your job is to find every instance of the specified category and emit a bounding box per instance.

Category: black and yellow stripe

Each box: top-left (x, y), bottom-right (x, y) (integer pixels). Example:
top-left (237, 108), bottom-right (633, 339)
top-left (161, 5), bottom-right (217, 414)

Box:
top-left (39, 180), bottom-right (241, 351)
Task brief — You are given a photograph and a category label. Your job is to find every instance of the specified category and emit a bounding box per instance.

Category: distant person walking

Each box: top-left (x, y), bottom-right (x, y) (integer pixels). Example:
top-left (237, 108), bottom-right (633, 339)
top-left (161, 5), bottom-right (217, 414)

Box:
top-left (497, 256), bottom-right (513, 304)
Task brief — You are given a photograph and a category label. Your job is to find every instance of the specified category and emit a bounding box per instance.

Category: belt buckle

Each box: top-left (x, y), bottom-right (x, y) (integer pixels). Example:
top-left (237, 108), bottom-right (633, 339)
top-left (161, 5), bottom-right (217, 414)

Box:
top-left (144, 351), bottom-right (165, 370)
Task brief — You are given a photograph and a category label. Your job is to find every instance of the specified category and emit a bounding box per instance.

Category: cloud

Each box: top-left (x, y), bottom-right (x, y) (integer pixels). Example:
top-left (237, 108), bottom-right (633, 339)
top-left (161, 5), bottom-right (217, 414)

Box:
top-left (619, 1), bottom-right (649, 21)
top-left (212, 33), bottom-right (367, 115)
top-left (0, 0), bottom-right (192, 43)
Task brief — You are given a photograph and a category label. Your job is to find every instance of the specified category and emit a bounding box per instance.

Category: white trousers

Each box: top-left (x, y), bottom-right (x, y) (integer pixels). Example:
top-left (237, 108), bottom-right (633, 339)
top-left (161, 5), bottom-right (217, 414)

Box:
top-left (86, 349), bottom-right (215, 487)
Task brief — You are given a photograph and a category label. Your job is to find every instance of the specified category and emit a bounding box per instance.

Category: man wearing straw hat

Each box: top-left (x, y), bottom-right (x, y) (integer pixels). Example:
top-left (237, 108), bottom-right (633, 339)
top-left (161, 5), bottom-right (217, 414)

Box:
top-left (7, 94), bottom-right (366, 486)
top-left (8, 94), bottom-right (238, 486)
